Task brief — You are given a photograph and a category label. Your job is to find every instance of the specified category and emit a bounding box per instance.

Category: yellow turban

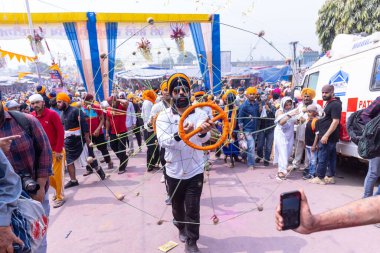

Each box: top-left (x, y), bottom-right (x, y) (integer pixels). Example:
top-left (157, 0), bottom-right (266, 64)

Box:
top-left (225, 89), bottom-right (237, 96)
top-left (36, 85), bottom-right (46, 95)
top-left (301, 88), bottom-right (316, 99)
top-left (160, 81), bottom-right (168, 92)
top-left (127, 93), bottom-right (134, 100)
top-left (56, 92), bottom-right (71, 103)
top-left (245, 87), bottom-right (257, 95)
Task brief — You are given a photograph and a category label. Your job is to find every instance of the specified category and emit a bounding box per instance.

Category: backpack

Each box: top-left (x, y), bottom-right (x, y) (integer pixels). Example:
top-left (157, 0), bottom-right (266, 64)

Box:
top-left (357, 114), bottom-right (380, 159)
top-left (346, 109), bottom-right (365, 145)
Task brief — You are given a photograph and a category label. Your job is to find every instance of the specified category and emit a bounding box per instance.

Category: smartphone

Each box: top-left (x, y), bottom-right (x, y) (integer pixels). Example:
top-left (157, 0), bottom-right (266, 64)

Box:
top-left (280, 190), bottom-right (301, 230)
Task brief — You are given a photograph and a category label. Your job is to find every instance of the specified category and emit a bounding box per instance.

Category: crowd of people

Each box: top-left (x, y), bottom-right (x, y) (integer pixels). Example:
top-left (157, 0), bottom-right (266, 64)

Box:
top-left (0, 73), bottom-right (379, 253)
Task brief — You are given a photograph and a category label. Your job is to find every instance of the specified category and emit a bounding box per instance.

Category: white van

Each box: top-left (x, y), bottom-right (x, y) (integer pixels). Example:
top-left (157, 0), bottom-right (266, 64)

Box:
top-left (299, 32), bottom-right (380, 159)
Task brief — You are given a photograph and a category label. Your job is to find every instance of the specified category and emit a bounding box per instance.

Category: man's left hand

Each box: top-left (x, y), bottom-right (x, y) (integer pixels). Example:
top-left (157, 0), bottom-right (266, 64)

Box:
top-left (320, 135), bottom-right (329, 144)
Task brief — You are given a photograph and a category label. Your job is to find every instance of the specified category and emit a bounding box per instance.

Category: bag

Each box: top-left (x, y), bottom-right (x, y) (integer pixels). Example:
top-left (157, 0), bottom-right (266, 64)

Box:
top-left (347, 110), bottom-right (365, 144)
top-left (11, 193), bottom-right (48, 253)
top-left (357, 114), bottom-right (380, 159)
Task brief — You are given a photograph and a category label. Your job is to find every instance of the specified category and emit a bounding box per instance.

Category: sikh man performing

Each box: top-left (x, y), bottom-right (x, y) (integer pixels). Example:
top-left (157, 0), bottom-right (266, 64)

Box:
top-left (56, 92), bottom-right (105, 189)
top-left (82, 94), bottom-right (113, 171)
top-left (290, 88), bottom-right (322, 171)
top-left (149, 81), bottom-right (171, 202)
top-left (30, 94), bottom-right (66, 208)
top-left (156, 73), bottom-right (213, 253)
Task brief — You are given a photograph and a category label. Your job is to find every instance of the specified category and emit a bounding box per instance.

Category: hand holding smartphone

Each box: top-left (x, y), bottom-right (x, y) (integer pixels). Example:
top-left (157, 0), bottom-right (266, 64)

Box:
top-left (280, 190), bottom-right (301, 230)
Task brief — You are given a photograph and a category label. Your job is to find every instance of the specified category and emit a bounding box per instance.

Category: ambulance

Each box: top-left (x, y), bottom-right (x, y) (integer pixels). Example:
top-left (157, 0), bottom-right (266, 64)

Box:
top-left (299, 32), bottom-right (380, 159)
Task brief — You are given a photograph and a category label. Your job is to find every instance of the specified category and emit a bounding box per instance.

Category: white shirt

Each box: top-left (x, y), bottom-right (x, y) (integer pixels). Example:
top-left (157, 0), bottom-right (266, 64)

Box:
top-left (125, 102), bottom-right (136, 128)
top-left (295, 101), bottom-right (323, 141)
top-left (141, 100), bottom-right (154, 131)
top-left (156, 107), bottom-right (210, 179)
top-left (149, 100), bottom-right (169, 123)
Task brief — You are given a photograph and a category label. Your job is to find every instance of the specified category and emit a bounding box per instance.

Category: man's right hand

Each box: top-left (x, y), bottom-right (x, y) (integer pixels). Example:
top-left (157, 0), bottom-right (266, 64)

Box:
top-left (0, 226), bottom-right (23, 253)
top-left (275, 189), bottom-right (316, 234)
top-left (55, 152), bottom-right (63, 160)
top-left (183, 122), bottom-right (195, 134)
top-left (0, 135), bottom-right (21, 152)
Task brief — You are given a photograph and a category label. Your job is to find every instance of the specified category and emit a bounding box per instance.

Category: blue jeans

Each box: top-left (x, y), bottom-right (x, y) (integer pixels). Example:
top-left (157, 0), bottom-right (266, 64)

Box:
top-left (363, 157), bottom-right (380, 198)
top-left (305, 147), bottom-right (317, 176)
top-left (316, 140), bottom-right (337, 178)
top-left (257, 129), bottom-right (274, 162)
top-left (36, 193), bottom-right (50, 253)
top-left (244, 132), bottom-right (256, 166)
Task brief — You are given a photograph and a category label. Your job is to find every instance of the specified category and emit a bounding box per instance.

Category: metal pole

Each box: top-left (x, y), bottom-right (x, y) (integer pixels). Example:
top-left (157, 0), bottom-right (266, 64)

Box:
top-left (289, 41), bottom-right (298, 86)
top-left (25, 0), bottom-right (42, 84)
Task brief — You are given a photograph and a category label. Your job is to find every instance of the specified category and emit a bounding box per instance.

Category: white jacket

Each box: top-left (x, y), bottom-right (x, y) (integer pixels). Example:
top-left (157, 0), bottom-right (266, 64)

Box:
top-left (156, 107), bottom-right (210, 179)
top-left (125, 102), bottom-right (136, 128)
top-left (141, 100), bottom-right (154, 131)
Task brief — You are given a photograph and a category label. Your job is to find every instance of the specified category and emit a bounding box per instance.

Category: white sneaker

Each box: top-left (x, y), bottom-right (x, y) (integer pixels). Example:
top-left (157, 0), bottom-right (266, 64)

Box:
top-left (160, 175), bottom-right (165, 183)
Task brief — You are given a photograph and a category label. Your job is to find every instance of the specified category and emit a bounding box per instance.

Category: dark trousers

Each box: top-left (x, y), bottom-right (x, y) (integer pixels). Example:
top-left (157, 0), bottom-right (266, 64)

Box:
top-left (134, 125), bottom-right (143, 147)
top-left (110, 133), bottom-right (128, 171)
top-left (144, 129), bottom-right (160, 168)
top-left (91, 134), bottom-right (111, 163)
top-left (166, 173), bottom-right (204, 242)
top-left (257, 129), bottom-right (274, 161)
top-left (160, 148), bottom-right (169, 194)
top-left (316, 140), bottom-right (337, 178)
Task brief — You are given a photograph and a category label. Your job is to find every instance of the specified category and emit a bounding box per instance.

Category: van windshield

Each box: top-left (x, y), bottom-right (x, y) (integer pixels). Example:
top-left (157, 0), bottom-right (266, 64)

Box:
top-left (371, 56), bottom-right (380, 90)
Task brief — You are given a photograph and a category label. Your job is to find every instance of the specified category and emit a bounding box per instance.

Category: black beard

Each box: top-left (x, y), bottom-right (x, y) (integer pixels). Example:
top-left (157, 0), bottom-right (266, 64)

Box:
top-left (59, 103), bottom-right (67, 111)
top-left (174, 96), bottom-right (190, 108)
top-left (322, 95), bottom-right (331, 101)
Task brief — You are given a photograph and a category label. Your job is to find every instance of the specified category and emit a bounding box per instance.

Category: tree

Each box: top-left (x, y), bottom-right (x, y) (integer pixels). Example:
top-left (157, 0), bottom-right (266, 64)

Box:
top-left (316, 0), bottom-right (380, 52)
top-left (177, 51), bottom-right (196, 65)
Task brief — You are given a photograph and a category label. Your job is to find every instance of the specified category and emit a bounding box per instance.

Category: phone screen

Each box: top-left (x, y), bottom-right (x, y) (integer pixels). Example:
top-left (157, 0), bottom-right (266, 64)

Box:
top-left (280, 191), bottom-right (301, 230)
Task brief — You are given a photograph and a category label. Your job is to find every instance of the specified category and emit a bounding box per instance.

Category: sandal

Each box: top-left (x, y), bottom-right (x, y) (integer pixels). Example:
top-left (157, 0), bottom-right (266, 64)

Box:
top-left (276, 172), bottom-right (286, 181)
top-left (53, 200), bottom-right (65, 208)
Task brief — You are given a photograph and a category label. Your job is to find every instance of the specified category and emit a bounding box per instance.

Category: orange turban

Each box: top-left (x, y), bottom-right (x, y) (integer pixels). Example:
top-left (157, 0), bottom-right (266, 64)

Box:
top-left (56, 92), bottom-right (71, 103)
top-left (301, 88), bottom-right (316, 99)
top-left (245, 87), bottom-right (257, 95)
top-left (194, 91), bottom-right (205, 97)
top-left (142, 90), bottom-right (157, 104)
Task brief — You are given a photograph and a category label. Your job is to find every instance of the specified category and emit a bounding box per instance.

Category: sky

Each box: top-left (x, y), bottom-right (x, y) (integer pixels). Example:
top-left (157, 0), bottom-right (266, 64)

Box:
top-left (0, 0), bottom-right (326, 69)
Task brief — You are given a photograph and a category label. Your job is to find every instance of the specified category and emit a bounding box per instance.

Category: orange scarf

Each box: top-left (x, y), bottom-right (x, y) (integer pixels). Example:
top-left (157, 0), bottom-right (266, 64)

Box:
top-left (224, 105), bottom-right (237, 147)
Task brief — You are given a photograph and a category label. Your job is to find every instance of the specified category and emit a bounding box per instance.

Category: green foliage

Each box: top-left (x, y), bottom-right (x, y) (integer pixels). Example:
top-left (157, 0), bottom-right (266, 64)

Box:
top-left (316, 0), bottom-right (380, 52)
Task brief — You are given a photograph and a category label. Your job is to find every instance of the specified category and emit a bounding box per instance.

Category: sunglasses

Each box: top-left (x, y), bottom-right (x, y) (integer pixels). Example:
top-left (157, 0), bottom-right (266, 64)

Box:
top-left (172, 86), bottom-right (190, 94)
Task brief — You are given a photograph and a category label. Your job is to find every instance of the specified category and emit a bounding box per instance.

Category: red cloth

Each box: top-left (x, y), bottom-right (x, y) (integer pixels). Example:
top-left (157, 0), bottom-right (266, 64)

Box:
top-left (107, 104), bottom-right (127, 134)
top-left (83, 104), bottom-right (104, 135)
top-left (32, 108), bottom-right (64, 153)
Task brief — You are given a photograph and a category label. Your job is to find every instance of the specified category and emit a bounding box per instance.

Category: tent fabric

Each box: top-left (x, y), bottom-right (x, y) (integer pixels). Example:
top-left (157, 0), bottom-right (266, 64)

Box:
top-left (211, 14), bottom-right (221, 95)
top-left (87, 12), bottom-right (105, 101)
top-left (63, 22), bottom-right (87, 91)
top-left (106, 22), bottom-right (118, 97)
top-left (189, 23), bottom-right (211, 91)
top-left (224, 65), bottom-right (292, 83)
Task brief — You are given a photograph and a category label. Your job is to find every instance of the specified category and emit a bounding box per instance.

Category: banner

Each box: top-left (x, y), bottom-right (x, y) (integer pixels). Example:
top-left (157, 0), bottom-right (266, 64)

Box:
top-left (0, 49), bottom-right (37, 63)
